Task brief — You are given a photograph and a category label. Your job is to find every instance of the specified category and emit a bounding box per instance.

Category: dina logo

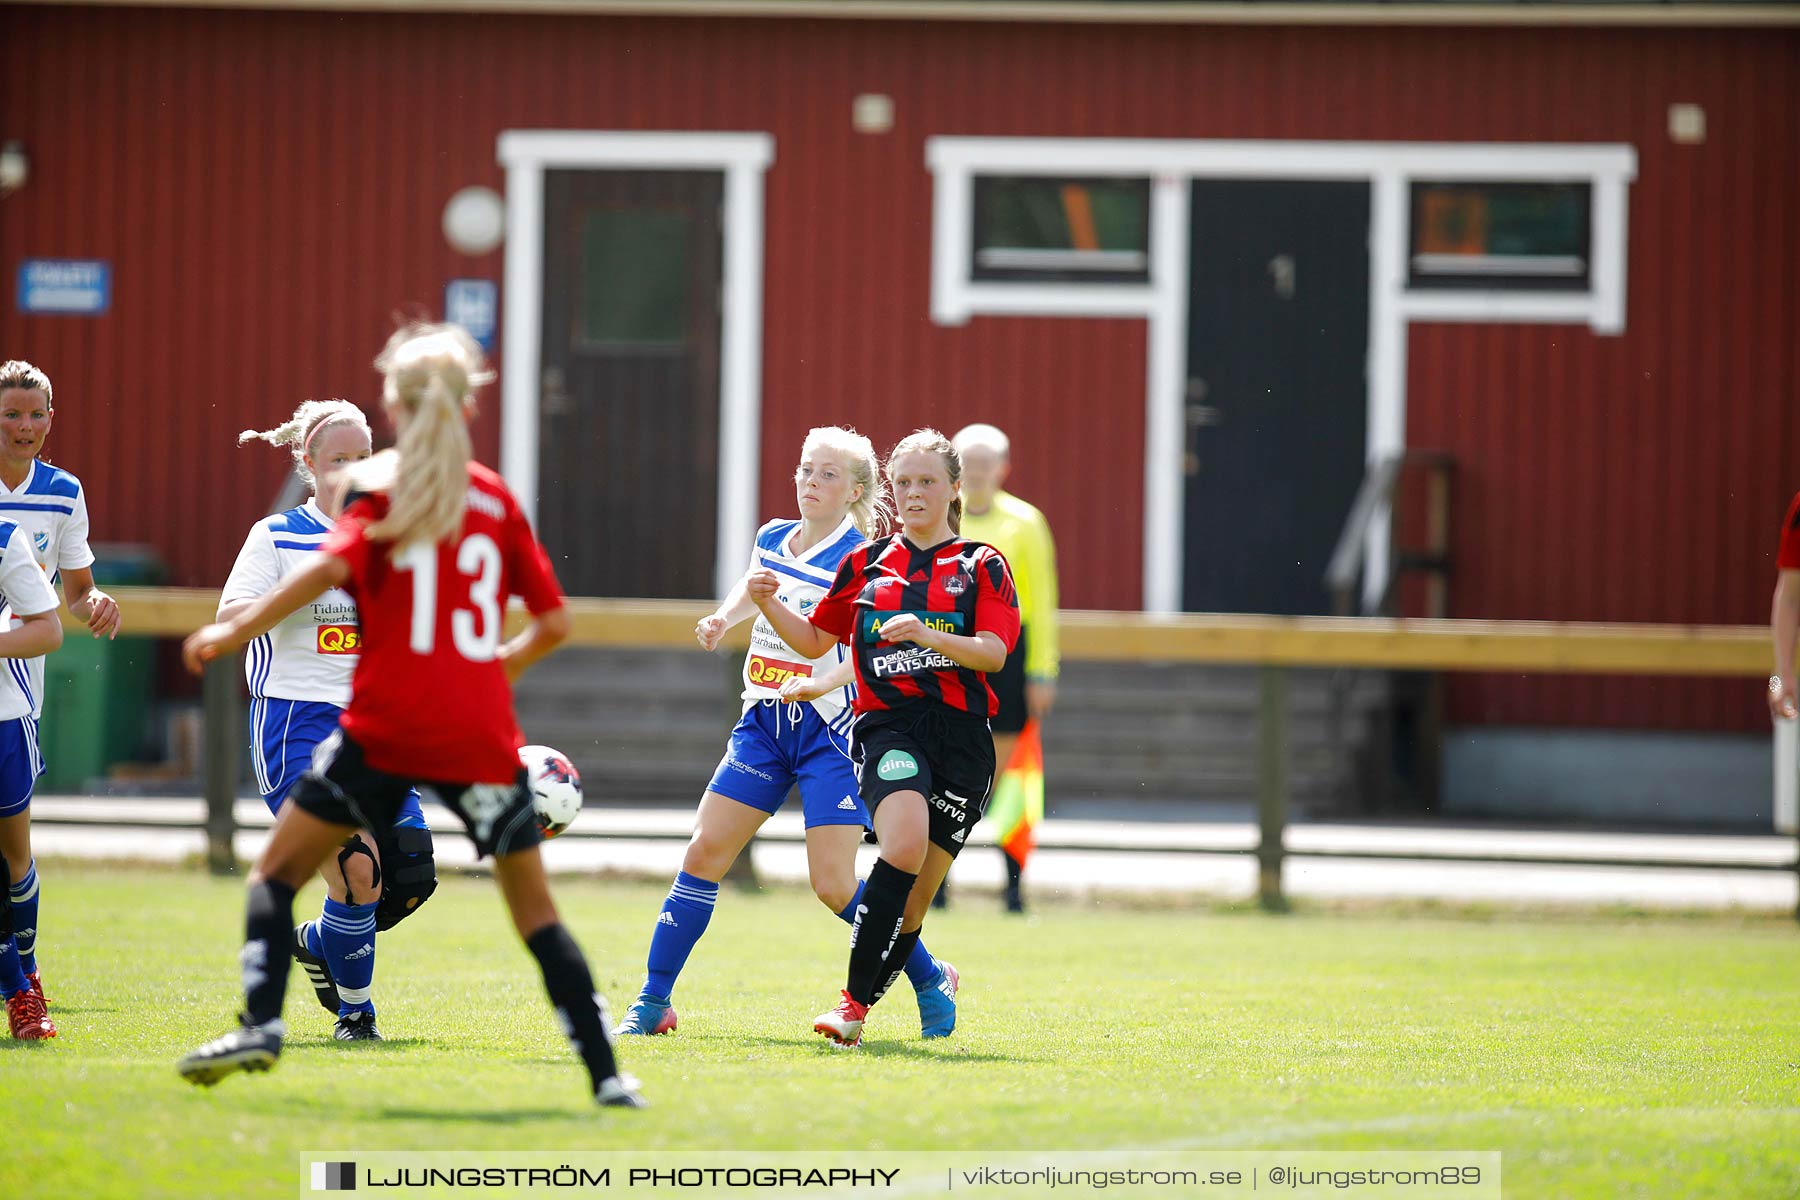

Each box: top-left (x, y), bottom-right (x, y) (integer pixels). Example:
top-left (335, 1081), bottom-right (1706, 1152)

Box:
top-left (876, 750), bottom-right (918, 781)
top-left (311, 1162), bottom-right (356, 1191)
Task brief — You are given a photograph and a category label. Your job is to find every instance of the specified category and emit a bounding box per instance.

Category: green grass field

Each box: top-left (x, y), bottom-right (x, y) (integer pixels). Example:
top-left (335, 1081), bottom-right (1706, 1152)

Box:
top-left (9, 862), bottom-right (1800, 1198)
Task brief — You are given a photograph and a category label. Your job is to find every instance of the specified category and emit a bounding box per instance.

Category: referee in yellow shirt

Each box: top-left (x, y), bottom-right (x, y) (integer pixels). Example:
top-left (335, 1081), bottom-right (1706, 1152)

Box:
top-left (950, 423), bottom-right (1060, 913)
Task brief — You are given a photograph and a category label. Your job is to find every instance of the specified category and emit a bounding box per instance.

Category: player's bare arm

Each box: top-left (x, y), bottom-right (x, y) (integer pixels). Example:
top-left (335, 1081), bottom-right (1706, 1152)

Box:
top-left (746, 567), bottom-right (835, 659)
top-left (183, 553), bottom-right (350, 672)
top-left (777, 653), bottom-right (855, 706)
top-left (499, 604), bottom-right (571, 684)
top-left (1770, 568), bottom-right (1800, 720)
top-left (696, 573), bottom-right (759, 651)
top-left (875, 612), bottom-right (1007, 675)
top-left (0, 607), bottom-right (63, 660)
top-left (59, 565), bottom-right (122, 640)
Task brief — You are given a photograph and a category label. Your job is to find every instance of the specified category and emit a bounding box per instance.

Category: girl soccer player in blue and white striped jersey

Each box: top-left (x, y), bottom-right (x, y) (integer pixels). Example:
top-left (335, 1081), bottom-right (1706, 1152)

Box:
top-left (0, 514), bottom-right (64, 1038)
top-left (222, 400), bottom-right (436, 1041)
top-left (617, 427), bottom-right (961, 1038)
top-left (0, 359), bottom-right (122, 1038)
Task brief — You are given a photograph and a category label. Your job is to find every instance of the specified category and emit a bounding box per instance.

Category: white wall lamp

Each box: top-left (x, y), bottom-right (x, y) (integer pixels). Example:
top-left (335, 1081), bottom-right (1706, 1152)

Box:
top-left (442, 185), bottom-right (505, 256)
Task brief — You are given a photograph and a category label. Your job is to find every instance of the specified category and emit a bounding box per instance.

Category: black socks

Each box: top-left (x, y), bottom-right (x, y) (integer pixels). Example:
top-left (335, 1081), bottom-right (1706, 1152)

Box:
top-left (527, 923), bottom-right (621, 1090)
top-left (241, 878), bottom-right (297, 1027)
top-left (846, 858), bottom-right (916, 1006)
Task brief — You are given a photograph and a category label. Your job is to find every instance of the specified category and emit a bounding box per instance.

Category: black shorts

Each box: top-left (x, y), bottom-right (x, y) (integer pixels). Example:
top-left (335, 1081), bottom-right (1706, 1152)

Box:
top-left (852, 706), bottom-right (996, 858)
top-left (990, 626), bottom-right (1029, 735)
top-left (292, 730), bottom-right (544, 860)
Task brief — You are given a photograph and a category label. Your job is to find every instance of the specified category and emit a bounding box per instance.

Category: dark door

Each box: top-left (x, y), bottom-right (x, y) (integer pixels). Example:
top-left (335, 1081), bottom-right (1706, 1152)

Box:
top-left (1183, 180), bottom-right (1371, 615)
top-left (539, 170), bottom-right (723, 597)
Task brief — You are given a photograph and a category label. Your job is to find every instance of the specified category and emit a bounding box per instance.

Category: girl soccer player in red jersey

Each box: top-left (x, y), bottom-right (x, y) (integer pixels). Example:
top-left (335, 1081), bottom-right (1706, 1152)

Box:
top-left (749, 428), bottom-right (1020, 1046)
top-left (175, 325), bottom-right (643, 1108)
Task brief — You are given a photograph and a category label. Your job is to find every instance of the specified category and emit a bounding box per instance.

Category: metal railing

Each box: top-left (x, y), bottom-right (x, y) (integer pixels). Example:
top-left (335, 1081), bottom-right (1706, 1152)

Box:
top-left (1325, 450), bottom-right (1456, 809)
top-left (1326, 449), bottom-right (1454, 620)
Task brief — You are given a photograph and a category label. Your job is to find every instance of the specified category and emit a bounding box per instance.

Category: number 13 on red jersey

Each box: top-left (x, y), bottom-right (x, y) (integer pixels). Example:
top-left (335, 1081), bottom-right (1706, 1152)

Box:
top-left (397, 533), bottom-right (503, 660)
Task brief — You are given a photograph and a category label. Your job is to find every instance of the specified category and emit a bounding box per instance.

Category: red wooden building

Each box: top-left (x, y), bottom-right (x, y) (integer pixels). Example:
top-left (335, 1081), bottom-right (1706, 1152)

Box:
top-left (1, 1), bottom-right (1795, 753)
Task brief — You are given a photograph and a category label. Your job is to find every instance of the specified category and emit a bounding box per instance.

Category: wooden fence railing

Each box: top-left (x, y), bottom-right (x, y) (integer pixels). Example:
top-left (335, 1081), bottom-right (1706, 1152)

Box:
top-left (87, 588), bottom-right (1784, 910)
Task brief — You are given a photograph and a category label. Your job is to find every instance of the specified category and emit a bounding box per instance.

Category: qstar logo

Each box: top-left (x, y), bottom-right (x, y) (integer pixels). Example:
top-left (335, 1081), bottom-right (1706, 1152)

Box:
top-left (747, 655), bottom-right (814, 687)
top-left (315, 625), bottom-right (361, 655)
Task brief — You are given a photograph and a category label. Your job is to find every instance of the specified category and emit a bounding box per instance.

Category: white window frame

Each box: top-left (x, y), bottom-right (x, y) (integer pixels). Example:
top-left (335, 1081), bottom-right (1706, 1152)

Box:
top-left (927, 137), bottom-right (1637, 613)
top-left (497, 130), bottom-right (775, 597)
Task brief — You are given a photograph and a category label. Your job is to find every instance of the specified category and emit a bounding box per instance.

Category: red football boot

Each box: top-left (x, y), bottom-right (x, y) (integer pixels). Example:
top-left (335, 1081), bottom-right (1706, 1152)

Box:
top-left (7, 986), bottom-right (55, 1040)
top-left (813, 990), bottom-right (868, 1047)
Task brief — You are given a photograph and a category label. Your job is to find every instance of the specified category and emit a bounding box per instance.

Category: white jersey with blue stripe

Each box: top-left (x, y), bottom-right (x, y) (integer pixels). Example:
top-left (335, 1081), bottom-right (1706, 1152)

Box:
top-left (742, 515), bottom-right (864, 732)
top-left (0, 519), bottom-right (64, 724)
top-left (221, 499), bottom-right (360, 706)
top-left (0, 461), bottom-right (96, 718)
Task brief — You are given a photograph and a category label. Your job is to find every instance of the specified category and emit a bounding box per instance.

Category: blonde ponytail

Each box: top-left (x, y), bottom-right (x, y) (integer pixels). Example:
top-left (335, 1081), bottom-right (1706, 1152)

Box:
top-left (800, 425), bottom-right (891, 538)
top-left (238, 399), bottom-right (370, 490)
top-left (352, 324), bottom-right (491, 549)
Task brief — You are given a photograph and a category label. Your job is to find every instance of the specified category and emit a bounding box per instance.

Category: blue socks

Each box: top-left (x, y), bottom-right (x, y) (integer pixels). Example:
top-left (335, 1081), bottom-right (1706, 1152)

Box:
top-left (643, 872), bottom-right (718, 1000)
top-left (635, 871), bottom-right (944, 1006)
top-left (0, 931), bottom-right (22, 996)
top-left (316, 897), bottom-right (378, 1016)
top-left (837, 879), bottom-right (941, 990)
top-left (10, 859), bottom-right (38, 976)
top-left (0, 859), bottom-right (35, 995)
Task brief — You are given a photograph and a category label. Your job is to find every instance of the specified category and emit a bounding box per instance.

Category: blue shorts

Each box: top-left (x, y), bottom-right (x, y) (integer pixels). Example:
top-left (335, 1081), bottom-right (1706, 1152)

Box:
top-left (706, 700), bottom-right (869, 828)
top-left (252, 697), bottom-right (426, 829)
top-left (0, 715), bottom-right (44, 817)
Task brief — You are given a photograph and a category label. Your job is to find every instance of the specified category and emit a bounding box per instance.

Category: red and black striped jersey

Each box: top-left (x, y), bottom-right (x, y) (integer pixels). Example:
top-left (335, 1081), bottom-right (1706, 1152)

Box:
top-left (809, 533), bottom-right (1021, 717)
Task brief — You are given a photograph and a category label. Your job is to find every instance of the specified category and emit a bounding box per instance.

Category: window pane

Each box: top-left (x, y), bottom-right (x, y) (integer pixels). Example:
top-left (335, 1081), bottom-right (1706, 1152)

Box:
top-left (579, 209), bottom-right (690, 345)
top-left (1409, 182), bottom-right (1591, 292)
top-left (973, 176), bottom-right (1150, 283)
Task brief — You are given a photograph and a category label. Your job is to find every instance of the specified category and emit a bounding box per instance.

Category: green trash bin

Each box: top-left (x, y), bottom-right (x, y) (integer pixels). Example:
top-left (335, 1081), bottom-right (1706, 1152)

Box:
top-left (37, 545), bottom-right (162, 793)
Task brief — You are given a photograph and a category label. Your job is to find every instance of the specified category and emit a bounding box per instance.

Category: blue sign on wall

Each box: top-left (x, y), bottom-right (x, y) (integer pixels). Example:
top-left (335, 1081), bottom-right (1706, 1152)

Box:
top-left (445, 279), bottom-right (497, 352)
top-left (17, 259), bottom-right (111, 315)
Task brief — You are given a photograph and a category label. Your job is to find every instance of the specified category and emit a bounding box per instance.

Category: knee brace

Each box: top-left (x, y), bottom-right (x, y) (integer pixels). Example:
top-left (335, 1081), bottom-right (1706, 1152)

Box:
top-left (373, 824), bottom-right (438, 931)
top-left (335, 835), bottom-right (382, 905)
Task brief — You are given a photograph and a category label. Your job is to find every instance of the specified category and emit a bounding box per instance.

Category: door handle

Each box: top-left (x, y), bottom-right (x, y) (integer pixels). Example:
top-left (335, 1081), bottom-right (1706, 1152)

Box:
top-left (1184, 399), bottom-right (1220, 478)
top-left (1268, 253), bottom-right (1296, 299)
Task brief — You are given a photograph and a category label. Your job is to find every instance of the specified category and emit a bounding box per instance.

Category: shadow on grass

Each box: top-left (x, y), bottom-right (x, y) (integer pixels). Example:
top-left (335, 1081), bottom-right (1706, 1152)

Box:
top-left (181, 1090), bottom-right (597, 1125)
top-left (376, 1106), bottom-right (595, 1124)
top-left (727, 1033), bottom-right (1035, 1064)
top-left (0, 1039), bottom-right (57, 1052)
top-left (282, 1036), bottom-right (436, 1051)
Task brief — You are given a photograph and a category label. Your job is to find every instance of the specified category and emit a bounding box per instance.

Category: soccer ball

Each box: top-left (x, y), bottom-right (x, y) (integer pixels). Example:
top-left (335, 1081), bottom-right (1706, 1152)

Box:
top-left (520, 744), bottom-right (583, 838)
